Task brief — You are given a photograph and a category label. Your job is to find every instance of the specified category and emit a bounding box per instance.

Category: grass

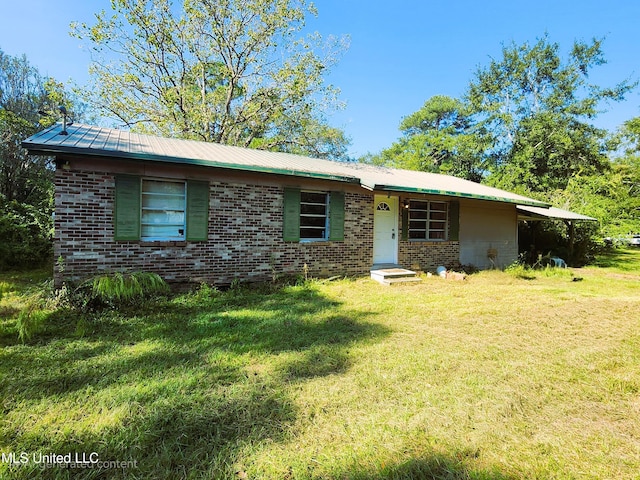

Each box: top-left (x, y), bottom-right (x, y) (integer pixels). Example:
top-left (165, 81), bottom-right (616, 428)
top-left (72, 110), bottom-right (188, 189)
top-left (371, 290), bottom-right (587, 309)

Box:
top-left (0, 249), bottom-right (639, 479)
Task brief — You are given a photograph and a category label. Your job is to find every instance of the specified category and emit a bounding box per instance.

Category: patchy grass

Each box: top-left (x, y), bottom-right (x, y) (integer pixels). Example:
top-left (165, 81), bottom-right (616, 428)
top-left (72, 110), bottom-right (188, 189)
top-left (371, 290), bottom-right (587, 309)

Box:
top-left (589, 246), bottom-right (640, 273)
top-left (1, 251), bottom-right (639, 479)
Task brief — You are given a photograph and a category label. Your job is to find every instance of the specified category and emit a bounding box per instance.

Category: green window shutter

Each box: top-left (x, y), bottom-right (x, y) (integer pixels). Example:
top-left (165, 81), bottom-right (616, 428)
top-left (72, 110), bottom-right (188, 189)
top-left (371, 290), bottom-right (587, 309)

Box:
top-left (449, 200), bottom-right (460, 241)
top-left (282, 188), bottom-right (300, 242)
top-left (328, 191), bottom-right (345, 241)
top-left (401, 206), bottom-right (409, 241)
top-left (283, 187), bottom-right (300, 242)
top-left (186, 180), bottom-right (209, 241)
top-left (114, 175), bottom-right (141, 241)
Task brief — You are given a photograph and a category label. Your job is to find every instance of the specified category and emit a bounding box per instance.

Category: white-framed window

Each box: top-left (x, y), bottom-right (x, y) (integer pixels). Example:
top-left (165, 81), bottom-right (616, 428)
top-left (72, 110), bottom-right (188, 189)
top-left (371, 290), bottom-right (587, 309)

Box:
top-left (141, 179), bottom-right (186, 241)
top-left (408, 200), bottom-right (448, 240)
top-left (300, 191), bottom-right (329, 240)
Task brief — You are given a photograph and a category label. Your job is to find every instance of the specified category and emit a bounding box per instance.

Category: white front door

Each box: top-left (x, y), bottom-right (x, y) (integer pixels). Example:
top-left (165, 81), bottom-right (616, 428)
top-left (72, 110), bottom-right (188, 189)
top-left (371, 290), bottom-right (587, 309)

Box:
top-left (373, 195), bottom-right (399, 264)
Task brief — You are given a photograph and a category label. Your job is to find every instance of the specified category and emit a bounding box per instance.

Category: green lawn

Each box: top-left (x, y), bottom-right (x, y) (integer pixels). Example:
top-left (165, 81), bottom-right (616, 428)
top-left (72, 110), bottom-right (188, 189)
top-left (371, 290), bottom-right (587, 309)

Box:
top-left (1, 249), bottom-right (639, 479)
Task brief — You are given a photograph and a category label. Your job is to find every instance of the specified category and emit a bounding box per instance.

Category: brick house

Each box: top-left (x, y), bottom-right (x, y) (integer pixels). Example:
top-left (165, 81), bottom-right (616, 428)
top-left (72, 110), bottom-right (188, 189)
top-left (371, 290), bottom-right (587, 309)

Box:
top-left (23, 123), bottom-right (582, 286)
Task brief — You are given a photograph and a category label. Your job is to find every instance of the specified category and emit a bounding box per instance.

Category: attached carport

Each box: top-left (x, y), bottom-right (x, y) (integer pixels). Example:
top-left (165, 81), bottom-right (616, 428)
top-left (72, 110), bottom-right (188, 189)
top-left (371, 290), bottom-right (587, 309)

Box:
top-left (517, 205), bottom-right (597, 264)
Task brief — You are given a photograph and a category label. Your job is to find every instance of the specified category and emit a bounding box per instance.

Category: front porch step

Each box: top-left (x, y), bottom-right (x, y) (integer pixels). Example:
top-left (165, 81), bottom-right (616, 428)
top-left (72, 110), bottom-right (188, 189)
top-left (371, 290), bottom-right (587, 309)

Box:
top-left (370, 267), bottom-right (421, 285)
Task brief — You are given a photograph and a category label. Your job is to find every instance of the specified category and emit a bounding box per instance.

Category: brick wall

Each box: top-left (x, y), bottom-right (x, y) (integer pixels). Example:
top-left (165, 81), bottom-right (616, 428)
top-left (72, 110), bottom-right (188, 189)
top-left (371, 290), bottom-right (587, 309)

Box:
top-left (54, 167), bottom-right (375, 286)
top-left (54, 163), bottom-right (471, 286)
top-left (398, 240), bottom-right (461, 272)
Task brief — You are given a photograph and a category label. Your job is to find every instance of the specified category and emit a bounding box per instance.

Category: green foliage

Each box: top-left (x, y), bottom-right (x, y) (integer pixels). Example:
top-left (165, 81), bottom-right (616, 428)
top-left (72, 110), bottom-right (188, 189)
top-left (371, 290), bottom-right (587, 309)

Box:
top-left (504, 262), bottom-right (537, 280)
top-left (85, 271), bottom-right (170, 307)
top-left (0, 197), bottom-right (53, 270)
top-left (467, 35), bottom-right (634, 192)
top-left (9, 279), bottom-right (57, 343)
top-left (365, 95), bottom-right (488, 181)
top-left (367, 35), bottom-right (637, 262)
top-left (554, 160), bottom-right (640, 238)
top-left (72, 0), bottom-right (350, 159)
top-left (492, 112), bottom-right (611, 192)
top-left (620, 116), bottom-right (640, 155)
top-left (0, 49), bottom-right (86, 270)
top-left (16, 306), bottom-right (48, 343)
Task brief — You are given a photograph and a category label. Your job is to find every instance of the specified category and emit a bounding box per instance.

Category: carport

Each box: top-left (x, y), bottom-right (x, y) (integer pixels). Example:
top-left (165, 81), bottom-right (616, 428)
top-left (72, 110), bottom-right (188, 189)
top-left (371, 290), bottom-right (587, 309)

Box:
top-left (517, 205), bottom-right (598, 264)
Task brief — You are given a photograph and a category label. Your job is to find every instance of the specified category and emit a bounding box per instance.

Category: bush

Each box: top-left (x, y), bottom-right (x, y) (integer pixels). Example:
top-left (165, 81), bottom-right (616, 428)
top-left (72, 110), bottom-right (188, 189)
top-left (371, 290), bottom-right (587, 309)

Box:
top-left (518, 220), bottom-right (601, 267)
top-left (81, 271), bottom-right (170, 309)
top-left (0, 199), bottom-right (52, 270)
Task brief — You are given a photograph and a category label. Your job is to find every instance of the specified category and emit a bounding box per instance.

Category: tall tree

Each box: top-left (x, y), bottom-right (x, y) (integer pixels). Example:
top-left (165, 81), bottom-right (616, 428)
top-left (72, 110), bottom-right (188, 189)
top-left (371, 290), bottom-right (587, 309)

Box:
top-left (72, 0), bottom-right (350, 159)
top-left (0, 50), bottom-right (76, 268)
top-left (0, 50), bottom-right (57, 206)
top-left (467, 34), bottom-right (635, 192)
top-left (365, 95), bottom-right (488, 181)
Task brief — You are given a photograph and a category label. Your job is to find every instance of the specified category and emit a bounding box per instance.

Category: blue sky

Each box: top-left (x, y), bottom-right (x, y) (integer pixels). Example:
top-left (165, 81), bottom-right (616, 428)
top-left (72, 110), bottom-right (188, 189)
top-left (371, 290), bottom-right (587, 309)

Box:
top-left (1, 0), bottom-right (639, 158)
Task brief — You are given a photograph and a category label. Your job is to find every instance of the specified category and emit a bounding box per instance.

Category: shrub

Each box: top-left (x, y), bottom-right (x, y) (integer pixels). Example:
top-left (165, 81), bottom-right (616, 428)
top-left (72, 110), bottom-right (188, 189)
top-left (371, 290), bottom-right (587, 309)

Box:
top-left (84, 271), bottom-right (169, 308)
top-left (0, 199), bottom-right (53, 271)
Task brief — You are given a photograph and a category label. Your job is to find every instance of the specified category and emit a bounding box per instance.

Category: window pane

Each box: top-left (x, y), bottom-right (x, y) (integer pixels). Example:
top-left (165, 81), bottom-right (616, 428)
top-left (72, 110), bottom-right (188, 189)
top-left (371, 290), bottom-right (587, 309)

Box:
top-left (142, 194), bottom-right (185, 210)
top-left (301, 215), bottom-right (327, 228)
top-left (142, 210), bottom-right (185, 225)
top-left (301, 191), bottom-right (327, 204)
top-left (141, 224), bottom-right (185, 239)
top-left (410, 209), bottom-right (428, 220)
top-left (141, 179), bottom-right (186, 240)
top-left (301, 203), bottom-right (327, 215)
top-left (300, 227), bottom-right (326, 239)
top-left (144, 180), bottom-right (185, 195)
top-left (300, 191), bottom-right (328, 240)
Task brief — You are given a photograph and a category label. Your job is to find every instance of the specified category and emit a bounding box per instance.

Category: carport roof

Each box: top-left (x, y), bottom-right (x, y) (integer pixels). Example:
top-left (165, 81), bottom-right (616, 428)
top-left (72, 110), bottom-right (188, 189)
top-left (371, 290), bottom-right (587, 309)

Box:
top-left (24, 123), bottom-right (552, 208)
top-left (517, 205), bottom-right (597, 221)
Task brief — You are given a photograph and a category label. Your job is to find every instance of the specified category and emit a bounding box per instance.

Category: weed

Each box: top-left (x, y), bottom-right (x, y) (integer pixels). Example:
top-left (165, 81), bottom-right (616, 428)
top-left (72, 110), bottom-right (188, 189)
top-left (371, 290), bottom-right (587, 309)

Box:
top-left (16, 304), bottom-right (48, 343)
top-left (88, 271), bottom-right (169, 305)
top-left (504, 262), bottom-right (536, 280)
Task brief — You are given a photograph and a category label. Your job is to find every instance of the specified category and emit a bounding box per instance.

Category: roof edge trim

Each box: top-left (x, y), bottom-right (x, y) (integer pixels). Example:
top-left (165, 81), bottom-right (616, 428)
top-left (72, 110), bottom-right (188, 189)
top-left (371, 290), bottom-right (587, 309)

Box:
top-left (373, 184), bottom-right (550, 207)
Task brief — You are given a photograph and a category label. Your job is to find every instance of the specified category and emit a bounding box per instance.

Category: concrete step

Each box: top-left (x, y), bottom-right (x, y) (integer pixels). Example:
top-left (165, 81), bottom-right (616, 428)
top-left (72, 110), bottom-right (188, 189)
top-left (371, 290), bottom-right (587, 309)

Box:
top-left (370, 267), bottom-right (421, 285)
top-left (378, 276), bottom-right (423, 286)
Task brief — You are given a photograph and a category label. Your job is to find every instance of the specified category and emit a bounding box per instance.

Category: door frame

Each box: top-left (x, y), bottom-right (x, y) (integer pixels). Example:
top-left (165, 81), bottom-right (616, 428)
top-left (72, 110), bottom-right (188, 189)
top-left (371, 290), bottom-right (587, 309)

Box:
top-left (373, 194), bottom-right (399, 265)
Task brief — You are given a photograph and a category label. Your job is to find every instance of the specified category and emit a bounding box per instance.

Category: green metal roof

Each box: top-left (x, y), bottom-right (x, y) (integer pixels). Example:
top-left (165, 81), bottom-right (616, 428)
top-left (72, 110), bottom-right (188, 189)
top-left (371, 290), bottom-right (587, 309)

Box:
top-left (23, 123), bottom-right (550, 208)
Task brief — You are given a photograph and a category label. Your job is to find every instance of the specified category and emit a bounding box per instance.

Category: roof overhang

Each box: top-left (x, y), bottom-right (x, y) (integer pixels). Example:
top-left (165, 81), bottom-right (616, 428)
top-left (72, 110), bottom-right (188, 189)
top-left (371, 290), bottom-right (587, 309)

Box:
top-left (22, 130), bottom-right (361, 185)
top-left (21, 123), bottom-right (556, 209)
top-left (517, 205), bottom-right (597, 222)
top-left (372, 184), bottom-right (548, 207)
